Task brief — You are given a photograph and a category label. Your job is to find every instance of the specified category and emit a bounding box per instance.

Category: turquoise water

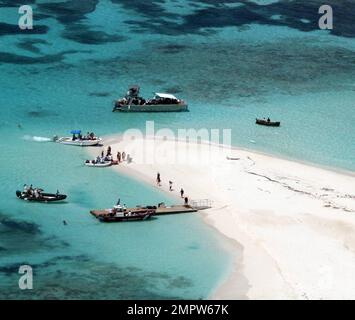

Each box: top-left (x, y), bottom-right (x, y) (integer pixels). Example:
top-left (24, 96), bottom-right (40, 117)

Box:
top-left (1, 0), bottom-right (355, 299)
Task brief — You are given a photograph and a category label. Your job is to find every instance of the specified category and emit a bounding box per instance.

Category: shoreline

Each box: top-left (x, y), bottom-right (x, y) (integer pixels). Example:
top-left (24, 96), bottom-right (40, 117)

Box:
top-left (88, 134), bottom-right (355, 299)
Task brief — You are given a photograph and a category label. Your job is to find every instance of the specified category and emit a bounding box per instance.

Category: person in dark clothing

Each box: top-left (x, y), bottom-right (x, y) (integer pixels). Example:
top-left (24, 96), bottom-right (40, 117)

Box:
top-left (169, 181), bottom-right (173, 191)
top-left (180, 188), bottom-right (184, 198)
top-left (184, 197), bottom-right (189, 205)
top-left (156, 172), bottom-right (161, 186)
top-left (107, 146), bottom-right (112, 156)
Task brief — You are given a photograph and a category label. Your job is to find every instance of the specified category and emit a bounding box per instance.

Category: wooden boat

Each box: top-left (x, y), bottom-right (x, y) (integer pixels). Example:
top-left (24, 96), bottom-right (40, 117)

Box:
top-left (16, 190), bottom-right (67, 202)
top-left (91, 204), bottom-right (155, 222)
top-left (256, 118), bottom-right (280, 127)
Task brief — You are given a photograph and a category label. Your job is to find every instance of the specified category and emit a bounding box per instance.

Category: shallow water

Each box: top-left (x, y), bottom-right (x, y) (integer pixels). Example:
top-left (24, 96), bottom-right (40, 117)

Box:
top-left (0, 0), bottom-right (354, 299)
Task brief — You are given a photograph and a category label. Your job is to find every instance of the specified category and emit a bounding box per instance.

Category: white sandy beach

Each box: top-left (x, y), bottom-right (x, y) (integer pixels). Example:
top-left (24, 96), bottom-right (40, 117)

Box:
top-left (90, 135), bottom-right (355, 300)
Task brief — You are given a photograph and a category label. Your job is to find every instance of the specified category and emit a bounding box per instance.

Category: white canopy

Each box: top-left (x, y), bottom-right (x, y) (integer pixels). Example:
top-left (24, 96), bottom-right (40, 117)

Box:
top-left (154, 93), bottom-right (178, 100)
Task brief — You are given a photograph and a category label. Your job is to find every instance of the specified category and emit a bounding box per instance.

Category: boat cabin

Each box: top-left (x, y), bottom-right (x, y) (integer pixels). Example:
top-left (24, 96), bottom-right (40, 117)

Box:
top-left (148, 93), bottom-right (180, 105)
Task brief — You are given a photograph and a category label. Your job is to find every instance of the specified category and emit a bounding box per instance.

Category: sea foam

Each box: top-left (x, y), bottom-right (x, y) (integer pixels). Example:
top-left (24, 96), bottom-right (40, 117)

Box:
top-left (23, 135), bottom-right (52, 142)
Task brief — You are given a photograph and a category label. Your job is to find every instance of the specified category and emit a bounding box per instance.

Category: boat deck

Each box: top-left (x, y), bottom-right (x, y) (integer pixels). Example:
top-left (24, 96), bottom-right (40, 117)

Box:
top-left (155, 205), bottom-right (197, 215)
top-left (90, 201), bottom-right (212, 219)
top-left (90, 209), bottom-right (109, 218)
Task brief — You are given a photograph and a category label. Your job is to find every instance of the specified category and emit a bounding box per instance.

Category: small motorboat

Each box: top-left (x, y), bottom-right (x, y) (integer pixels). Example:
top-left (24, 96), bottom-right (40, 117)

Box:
top-left (16, 190), bottom-right (67, 202)
top-left (256, 118), bottom-right (281, 127)
top-left (85, 160), bottom-right (112, 167)
top-left (90, 199), bottom-right (155, 222)
top-left (53, 130), bottom-right (102, 146)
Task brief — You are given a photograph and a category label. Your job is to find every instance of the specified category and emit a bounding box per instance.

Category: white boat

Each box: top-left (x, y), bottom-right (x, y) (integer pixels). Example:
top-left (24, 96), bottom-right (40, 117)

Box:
top-left (53, 130), bottom-right (102, 147)
top-left (113, 86), bottom-right (188, 112)
top-left (85, 160), bottom-right (112, 167)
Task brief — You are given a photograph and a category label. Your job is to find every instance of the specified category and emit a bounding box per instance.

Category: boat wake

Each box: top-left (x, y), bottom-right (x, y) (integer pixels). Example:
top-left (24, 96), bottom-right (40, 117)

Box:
top-left (23, 135), bottom-right (52, 143)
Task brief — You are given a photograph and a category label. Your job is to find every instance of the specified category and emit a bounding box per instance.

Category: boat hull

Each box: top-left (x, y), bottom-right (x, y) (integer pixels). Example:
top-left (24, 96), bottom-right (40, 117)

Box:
top-left (55, 137), bottom-right (102, 146)
top-left (97, 213), bottom-right (153, 222)
top-left (85, 161), bottom-right (112, 167)
top-left (16, 191), bottom-right (67, 202)
top-left (113, 103), bottom-right (188, 112)
top-left (90, 208), bottom-right (155, 222)
top-left (255, 119), bottom-right (281, 127)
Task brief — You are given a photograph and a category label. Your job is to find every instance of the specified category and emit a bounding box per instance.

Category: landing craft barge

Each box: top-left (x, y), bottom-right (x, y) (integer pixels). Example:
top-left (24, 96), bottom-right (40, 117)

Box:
top-left (90, 204), bottom-right (155, 222)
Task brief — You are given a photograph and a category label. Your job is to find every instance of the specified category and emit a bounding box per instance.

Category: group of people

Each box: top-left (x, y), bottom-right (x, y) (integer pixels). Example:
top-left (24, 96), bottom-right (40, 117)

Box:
top-left (156, 173), bottom-right (189, 205)
top-left (22, 184), bottom-right (41, 198)
top-left (116, 96), bottom-right (180, 107)
top-left (96, 146), bottom-right (131, 164)
top-left (72, 132), bottom-right (97, 141)
top-left (22, 184), bottom-right (56, 199)
top-left (146, 97), bottom-right (180, 106)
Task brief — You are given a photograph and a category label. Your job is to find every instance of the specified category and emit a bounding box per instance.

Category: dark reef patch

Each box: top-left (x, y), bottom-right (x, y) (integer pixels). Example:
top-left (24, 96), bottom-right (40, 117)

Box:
top-left (16, 39), bottom-right (50, 54)
top-left (0, 214), bottom-right (41, 235)
top-left (157, 44), bottom-right (191, 54)
top-left (0, 22), bottom-right (49, 36)
top-left (0, 211), bottom-right (67, 256)
top-left (35, 1), bottom-right (128, 44)
top-left (167, 276), bottom-right (192, 289)
top-left (27, 109), bottom-right (59, 118)
top-left (0, 50), bottom-right (86, 64)
top-left (112, 0), bottom-right (173, 20)
top-left (115, 0), bottom-right (355, 38)
top-left (0, 254), bottom-right (193, 299)
top-left (63, 23), bottom-right (127, 45)
top-left (81, 37), bottom-right (355, 102)
top-left (252, 0), bottom-right (355, 38)
top-left (37, 0), bottom-right (99, 24)
top-left (89, 92), bottom-right (112, 97)
top-left (0, 0), bottom-right (36, 8)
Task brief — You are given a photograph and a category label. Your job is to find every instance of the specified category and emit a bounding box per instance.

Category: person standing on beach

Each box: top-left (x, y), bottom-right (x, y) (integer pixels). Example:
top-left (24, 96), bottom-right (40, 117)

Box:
top-left (184, 197), bottom-right (189, 206)
top-left (117, 151), bottom-right (121, 163)
top-left (180, 188), bottom-right (184, 198)
top-left (107, 146), bottom-right (112, 156)
top-left (122, 152), bottom-right (126, 161)
top-left (169, 181), bottom-right (173, 191)
top-left (156, 172), bottom-right (161, 186)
